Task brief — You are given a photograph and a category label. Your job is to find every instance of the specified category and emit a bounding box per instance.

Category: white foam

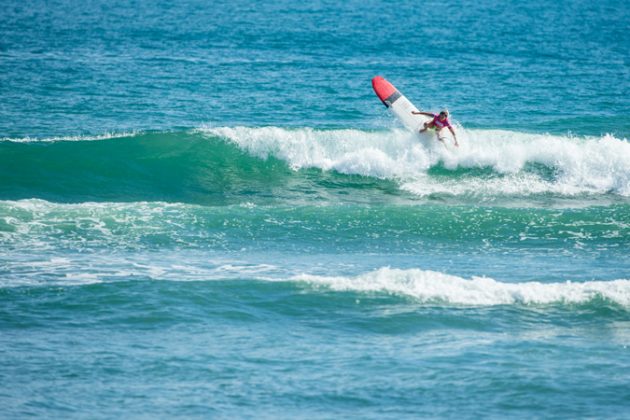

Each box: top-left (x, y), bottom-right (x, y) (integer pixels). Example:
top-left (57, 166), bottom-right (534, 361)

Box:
top-left (293, 267), bottom-right (630, 306)
top-left (0, 131), bottom-right (139, 143)
top-left (202, 126), bottom-right (436, 177)
top-left (0, 252), bottom-right (282, 288)
top-left (202, 126), bottom-right (630, 197)
top-left (0, 199), bottom-right (194, 252)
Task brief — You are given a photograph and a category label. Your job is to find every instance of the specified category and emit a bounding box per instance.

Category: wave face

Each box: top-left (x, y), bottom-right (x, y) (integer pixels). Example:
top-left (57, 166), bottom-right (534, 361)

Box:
top-left (0, 130), bottom-right (296, 205)
top-left (1, 127), bottom-right (629, 205)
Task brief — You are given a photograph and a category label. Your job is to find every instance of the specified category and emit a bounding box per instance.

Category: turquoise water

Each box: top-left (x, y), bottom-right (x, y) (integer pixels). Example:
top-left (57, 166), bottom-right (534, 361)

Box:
top-left (2, 0), bottom-right (630, 417)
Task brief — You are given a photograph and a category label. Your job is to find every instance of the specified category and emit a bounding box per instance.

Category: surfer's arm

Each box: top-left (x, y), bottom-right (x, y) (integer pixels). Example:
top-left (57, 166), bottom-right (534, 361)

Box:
top-left (448, 126), bottom-right (459, 147)
top-left (411, 111), bottom-right (434, 117)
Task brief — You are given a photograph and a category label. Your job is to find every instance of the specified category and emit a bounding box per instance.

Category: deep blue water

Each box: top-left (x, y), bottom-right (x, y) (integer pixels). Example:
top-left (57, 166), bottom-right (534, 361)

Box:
top-left (1, 0), bottom-right (630, 418)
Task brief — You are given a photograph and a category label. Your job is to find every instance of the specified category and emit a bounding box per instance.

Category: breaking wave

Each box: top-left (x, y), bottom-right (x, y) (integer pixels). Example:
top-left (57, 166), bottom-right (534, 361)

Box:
top-left (1, 126), bottom-right (628, 205)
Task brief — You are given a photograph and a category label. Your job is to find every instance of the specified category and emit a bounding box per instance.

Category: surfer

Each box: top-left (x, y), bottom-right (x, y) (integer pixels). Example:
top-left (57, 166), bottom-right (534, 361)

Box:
top-left (412, 109), bottom-right (459, 147)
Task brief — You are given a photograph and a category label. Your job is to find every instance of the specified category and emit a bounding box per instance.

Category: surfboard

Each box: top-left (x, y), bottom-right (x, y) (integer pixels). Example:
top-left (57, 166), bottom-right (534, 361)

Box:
top-left (372, 76), bottom-right (430, 132)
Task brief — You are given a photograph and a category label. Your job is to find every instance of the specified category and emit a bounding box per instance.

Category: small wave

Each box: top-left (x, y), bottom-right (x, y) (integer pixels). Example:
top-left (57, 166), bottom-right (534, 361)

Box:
top-left (0, 131), bottom-right (141, 143)
top-left (6, 254), bottom-right (628, 309)
top-left (293, 267), bottom-right (630, 307)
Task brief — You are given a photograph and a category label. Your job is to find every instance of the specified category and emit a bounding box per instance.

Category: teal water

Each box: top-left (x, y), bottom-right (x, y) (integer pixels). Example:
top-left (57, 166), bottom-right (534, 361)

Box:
top-left (1, 0), bottom-right (630, 418)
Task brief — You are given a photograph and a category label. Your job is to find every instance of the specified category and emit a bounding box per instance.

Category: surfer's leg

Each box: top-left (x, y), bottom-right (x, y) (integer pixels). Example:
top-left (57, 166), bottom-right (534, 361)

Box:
top-left (419, 121), bottom-right (432, 134)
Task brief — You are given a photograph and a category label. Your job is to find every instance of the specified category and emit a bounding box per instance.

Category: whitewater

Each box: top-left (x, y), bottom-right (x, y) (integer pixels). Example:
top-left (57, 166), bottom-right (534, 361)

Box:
top-left (205, 126), bottom-right (630, 197)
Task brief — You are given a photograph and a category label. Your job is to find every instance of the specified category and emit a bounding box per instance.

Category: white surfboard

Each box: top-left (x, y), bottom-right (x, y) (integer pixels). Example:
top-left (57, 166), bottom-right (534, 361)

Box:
top-left (372, 76), bottom-right (458, 150)
top-left (372, 76), bottom-right (430, 132)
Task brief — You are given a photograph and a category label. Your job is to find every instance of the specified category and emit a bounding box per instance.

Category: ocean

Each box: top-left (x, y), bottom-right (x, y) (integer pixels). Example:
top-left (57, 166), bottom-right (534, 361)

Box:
top-left (1, 0), bottom-right (629, 417)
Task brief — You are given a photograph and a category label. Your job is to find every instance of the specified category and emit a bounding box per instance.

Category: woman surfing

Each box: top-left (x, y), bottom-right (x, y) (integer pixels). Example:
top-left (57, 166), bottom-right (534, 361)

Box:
top-left (412, 109), bottom-right (459, 147)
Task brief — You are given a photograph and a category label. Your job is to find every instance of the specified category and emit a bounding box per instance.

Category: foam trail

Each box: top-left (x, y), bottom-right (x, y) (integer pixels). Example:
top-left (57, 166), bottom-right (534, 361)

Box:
top-left (294, 267), bottom-right (630, 306)
top-left (0, 254), bottom-right (282, 288)
top-left (0, 131), bottom-right (140, 143)
top-left (203, 126), bottom-right (630, 196)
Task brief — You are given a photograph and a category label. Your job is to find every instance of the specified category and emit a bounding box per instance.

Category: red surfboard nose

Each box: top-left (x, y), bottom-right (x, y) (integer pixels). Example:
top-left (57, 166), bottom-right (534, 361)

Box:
top-left (372, 76), bottom-right (400, 107)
